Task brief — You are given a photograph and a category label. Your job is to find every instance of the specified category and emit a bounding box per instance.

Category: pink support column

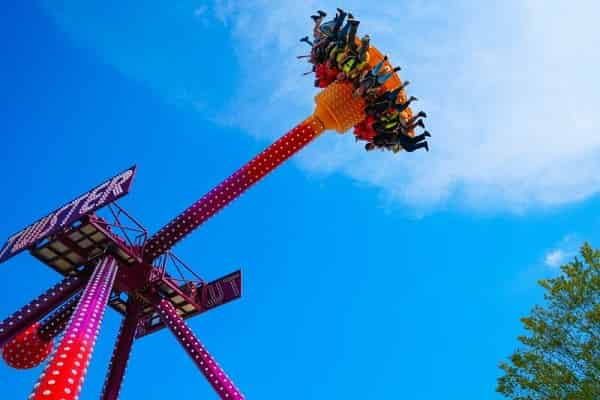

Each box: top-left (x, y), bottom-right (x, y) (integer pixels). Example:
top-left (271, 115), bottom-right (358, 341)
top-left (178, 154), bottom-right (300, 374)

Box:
top-left (100, 301), bottom-right (140, 400)
top-left (155, 298), bottom-right (245, 399)
top-left (0, 275), bottom-right (85, 347)
top-left (30, 256), bottom-right (119, 400)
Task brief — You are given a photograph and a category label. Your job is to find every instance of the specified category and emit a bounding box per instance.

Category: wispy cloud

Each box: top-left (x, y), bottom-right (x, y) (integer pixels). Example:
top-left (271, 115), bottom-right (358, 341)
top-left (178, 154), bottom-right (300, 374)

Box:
top-left (41, 0), bottom-right (600, 214)
top-left (508, 233), bottom-right (580, 293)
top-left (544, 234), bottom-right (579, 268)
top-left (210, 0), bottom-right (600, 213)
top-left (544, 250), bottom-right (566, 268)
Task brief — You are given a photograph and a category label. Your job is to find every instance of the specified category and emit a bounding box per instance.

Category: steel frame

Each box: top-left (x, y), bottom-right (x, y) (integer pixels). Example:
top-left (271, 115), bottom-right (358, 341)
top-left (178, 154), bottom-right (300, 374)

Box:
top-left (101, 300), bottom-right (141, 400)
top-left (2, 84), bottom-right (332, 399)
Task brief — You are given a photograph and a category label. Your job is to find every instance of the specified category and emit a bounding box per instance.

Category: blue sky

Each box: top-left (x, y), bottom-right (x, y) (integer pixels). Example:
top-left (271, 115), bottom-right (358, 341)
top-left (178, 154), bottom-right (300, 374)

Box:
top-left (1, 1), bottom-right (600, 399)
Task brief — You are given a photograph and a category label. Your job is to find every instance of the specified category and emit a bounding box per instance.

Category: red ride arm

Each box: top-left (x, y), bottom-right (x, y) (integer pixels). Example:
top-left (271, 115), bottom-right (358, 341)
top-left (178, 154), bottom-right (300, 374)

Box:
top-left (143, 81), bottom-right (366, 261)
top-left (143, 116), bottom-right (325, 261)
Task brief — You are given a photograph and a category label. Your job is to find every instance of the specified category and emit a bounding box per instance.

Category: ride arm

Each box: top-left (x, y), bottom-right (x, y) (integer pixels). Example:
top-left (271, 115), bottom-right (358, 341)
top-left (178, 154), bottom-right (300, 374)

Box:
top-left (143, 116), bottom-right (325, 261)
top-left (0, 275), bottom-right (86, 347)
top-left (143, 82), bottom-right (365, 262)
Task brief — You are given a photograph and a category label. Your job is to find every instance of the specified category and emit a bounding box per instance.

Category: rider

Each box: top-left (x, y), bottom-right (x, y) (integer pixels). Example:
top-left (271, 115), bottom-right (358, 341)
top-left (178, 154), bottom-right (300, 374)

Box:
top-left (365, 67), bottom-right (399, 99)
top-left (390, 131), bottom-right (431, 152)
top-left (300, 36), bottom-right (313, 47)
top-left (354, 57), bottom-right (394, 97)
top-left (368, 130), bottom-right (431, 152)
top-left (337, 33), bottom-right (371, 81)
top-left (353, 115), bottom-right (377, 142)
top-left (311, 10), bottom-right (327, 40)
top-left (327, 14), bottom-right (359, 68)
top-left (310, 8), bottom-right (346, 65)
top-left (372, 107), bottom-right (404, 134)
top-left (392, 95), bottom-right (418, 113)
top-left (366, 87), bottom-right (417, 117)
top-left (398, 111), bottom-right (427, 131)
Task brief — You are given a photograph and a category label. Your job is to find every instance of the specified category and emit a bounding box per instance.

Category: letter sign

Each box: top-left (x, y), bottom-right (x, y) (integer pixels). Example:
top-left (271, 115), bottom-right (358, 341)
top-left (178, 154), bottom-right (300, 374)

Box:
top-left (0, 166), bottom-right (136, 264)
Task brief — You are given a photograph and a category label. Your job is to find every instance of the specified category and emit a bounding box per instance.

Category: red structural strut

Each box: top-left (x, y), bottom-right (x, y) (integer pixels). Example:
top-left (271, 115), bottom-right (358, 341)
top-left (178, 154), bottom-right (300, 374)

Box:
top-left (155, 297), bottom-right (245, 399)
top-left (0, 275), bottom-right (85, 347)
top-left (144, 116), bottom-right (324, 260)
top-left (30, 256), bottom-right (119, 400)
top-left (100, 300), bottom-right (140, 400)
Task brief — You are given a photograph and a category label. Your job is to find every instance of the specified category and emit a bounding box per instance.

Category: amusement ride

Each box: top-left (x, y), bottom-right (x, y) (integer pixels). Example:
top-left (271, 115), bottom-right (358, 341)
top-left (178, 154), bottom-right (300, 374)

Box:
top-left (0, 9), bottom-right (429, 399)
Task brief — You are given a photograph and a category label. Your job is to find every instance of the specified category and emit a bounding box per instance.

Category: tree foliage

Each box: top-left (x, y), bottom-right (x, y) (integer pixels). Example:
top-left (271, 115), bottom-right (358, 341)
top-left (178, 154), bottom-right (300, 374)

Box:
top-left (497, 243), bottom-right (600, 399)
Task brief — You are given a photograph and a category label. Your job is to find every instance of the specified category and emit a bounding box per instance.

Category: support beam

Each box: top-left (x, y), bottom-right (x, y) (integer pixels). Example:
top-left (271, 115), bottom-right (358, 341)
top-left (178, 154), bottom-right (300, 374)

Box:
top-left (100, 300), bottom-right (140, 400)
top-left (30, 256), bottom-right (118, 400)
top-left (37, 294), bottom-right (80, 342)
top-left (155, 298), bottom-right (245, 399)
top-left (0, 275), bottom-right (85, 347)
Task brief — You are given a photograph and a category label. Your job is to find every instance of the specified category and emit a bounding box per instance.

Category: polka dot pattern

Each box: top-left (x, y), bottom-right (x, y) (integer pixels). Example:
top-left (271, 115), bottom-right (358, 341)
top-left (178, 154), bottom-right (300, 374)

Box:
top-left (0, 276), bottom-right (85, 348)
top-left (2, 296), bottom-right (80, 370)
top-left (144, 116), bottom-right (325, 260)
top-left (156, 298), bottom-right (245, 399)
top-left (1, 323), bottom-right (53, 369)
top-left (313, 81), bottom-right (366, 133)
top-left (38, 295), bottom-right (80, 343)
top-left (30, 256), bottom-right (118, 400)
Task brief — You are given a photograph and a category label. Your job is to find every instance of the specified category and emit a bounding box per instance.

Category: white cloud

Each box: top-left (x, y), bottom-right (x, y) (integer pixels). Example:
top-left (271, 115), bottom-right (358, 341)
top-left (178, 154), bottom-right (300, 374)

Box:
top-left (211, 0), bottom-right (600, 213)
top-left (544, 234), bottom-right (578, 268)
top-left (40, 0), bottom-right (600, 213)
top-left (544, 250), bottom-right (566, 268)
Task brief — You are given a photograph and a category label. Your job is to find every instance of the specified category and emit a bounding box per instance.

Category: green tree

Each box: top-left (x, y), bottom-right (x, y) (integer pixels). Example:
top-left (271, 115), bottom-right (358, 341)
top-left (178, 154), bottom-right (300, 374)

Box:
top-left (497, 243), bottom-right (600, 400)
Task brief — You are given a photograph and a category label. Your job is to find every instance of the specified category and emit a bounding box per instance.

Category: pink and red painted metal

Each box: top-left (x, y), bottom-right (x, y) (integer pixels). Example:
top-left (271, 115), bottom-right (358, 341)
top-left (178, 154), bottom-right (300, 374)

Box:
top-left (0, 114), bottom-right (328, 399)
top-left (0, 9), bottom-right (414, 396)
top-left (0, 107), bottom-right (333, 400)
top-left (155, 298), bottom-right (244, 399)
top-left (37, 295), bottom-right (81, 343)
top-left (144, 116), bottom-right (323, 260)
top-left (100, 300), bottom-right (140, 400)
top-left (1, 322), bottom-right (53, 370)
top-left (0, 275), bottom-right (86, 348)
top-left (30, 256), bottom-right (119, 400)
top-left (0, 80), bottom-right (359, 400)
top-left (2, 295), bottom-right (81, 369)
top-left (136, 269), bottom-right (242, 338)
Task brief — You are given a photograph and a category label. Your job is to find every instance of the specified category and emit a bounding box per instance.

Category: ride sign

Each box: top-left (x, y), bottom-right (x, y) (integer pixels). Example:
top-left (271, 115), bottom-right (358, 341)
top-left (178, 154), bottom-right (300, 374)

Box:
top-left (200, 269), bottom-right (242, 310)
top-left (0, 166), bottom-right (137, 264)
top-left (136, 270), bottom-right (242, 338)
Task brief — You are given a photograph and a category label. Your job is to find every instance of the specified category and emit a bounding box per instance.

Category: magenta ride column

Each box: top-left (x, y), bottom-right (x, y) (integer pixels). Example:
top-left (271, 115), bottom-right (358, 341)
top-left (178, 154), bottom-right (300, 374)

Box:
top-left (155, 298), bottom-right (245, 399)
top-left (100, 301), bottom-right (140, 400)
top-left (30, 256), bottom-right (119, 400)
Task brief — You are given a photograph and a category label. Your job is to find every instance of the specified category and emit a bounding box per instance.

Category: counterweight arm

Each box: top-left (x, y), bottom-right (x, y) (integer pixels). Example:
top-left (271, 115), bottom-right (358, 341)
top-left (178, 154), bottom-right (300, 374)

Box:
top-left (0, 275), bottom-right (86, 347)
